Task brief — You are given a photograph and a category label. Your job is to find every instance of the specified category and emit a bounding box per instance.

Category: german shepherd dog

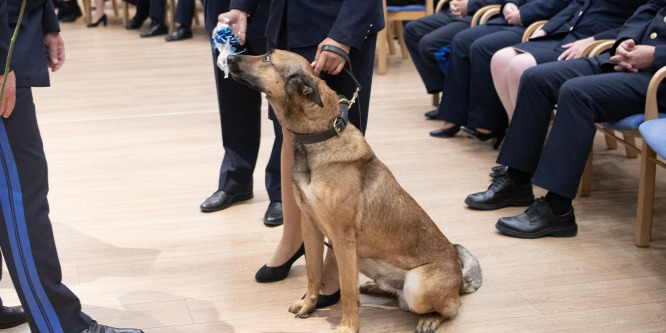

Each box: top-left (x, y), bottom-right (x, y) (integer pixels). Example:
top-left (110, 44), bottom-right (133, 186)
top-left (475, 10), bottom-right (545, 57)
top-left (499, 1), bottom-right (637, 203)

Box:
top-left (227, 50), bottom-right (482, 333)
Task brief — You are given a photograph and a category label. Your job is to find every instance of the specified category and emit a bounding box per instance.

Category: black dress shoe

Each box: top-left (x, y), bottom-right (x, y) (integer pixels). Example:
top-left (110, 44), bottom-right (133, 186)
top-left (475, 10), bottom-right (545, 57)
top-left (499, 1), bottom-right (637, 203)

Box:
top-left (489, 165), bottom-right (508, 178)
top-left (165, 25), bottom-right (193, 42)
top-left (58, 0), bottom-right (82, 22)
top-left (200, 190), bottom-right (253, 212)
top-left (424, 110), bottom-right (438, 120)
top-left (460, 126), bottom-right (506, 149)
top-left (126, 15), bottom-right (147, 30)
top-left (264, 201), bottom-right (283, 227)
top-left (465, 174), bottom-right (534, 210)
top-left (302, 289), bottom-right (341, 308)
top-left (80, 321), bottom-right (144, 333)
top-left (496, 198), bottom-right (577, 239)
top-left (0, 305), bottom-right (26, 329)
top-left (255, 243), bottom-right (305, 283)
top-left (429, 125), bottom-right (460, 138)
top-left (140, 21), bottom-right (168, 37)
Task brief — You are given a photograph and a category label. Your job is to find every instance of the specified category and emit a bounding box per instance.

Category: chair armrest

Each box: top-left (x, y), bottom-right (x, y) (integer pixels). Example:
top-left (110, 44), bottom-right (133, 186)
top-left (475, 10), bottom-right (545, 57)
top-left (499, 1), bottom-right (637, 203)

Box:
top-left (646, 66), bottom-right (666, 121)
top-left (435, 0), bottom-right (450, 13)
top-left (582, 39), bottom-right (616, 57)
top-left (471, 4), bottom-right (501, 27)
top-left (521, 20), bottom-right (547, 43)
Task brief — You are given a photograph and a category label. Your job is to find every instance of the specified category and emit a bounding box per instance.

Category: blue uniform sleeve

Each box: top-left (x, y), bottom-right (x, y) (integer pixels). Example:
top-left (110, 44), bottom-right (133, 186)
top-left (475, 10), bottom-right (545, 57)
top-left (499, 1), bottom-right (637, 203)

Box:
top-left (541, 0), bottom-right (580, 33)
top-left (468, 0), bottom-right (502, 16)
top-left (328, 0), bottom-right (383, 51)
top-left (612, 0), bottom-right (663, 55)
top-left (43, 0), bottom-right (60, 34)
top-left (520, 0), bottom-right (572, 27)
top-left (655, 44), bottom-right (666, 69)
top-left (230, 0), bottom-right (260, 16)
top-left (0, 0), bottom-right (10, 69)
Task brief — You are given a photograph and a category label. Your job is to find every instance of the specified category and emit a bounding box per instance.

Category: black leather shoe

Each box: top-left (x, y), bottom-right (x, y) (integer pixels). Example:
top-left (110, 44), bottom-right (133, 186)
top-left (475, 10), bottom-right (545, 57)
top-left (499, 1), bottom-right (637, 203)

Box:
top-left (465, 174), bottom-right (534, 210)
top-left (140, 21), bottom-right (168, 37)
top-left (264, 201), bottom-right (283, 227)
top-left (496, 198), bottom-right (577, 239)
top-left (0, 305), bottom-right (26, 329)
top-left (489, 165), bottom-right (508, 178)
top-left (302, 289), bottom-right (341, 308)
top-left (460, 126), bottom-right (506, 149)
top-left (255, 243), bottom-right (305, 283)
top-left (424, 110), bottom-right (438, 120)
top-left (165, 25), bottom-right (193, 42)
top-left (80, 321), bottom-right (144, 333)
top-left (126, 15), bottom-right (147, 30)
top-left (200, 190), bottom-right (253, 212)
top-left (429, 125), bottom-right (460, 138)
top-left (58, 0), bottom-right (82, 22)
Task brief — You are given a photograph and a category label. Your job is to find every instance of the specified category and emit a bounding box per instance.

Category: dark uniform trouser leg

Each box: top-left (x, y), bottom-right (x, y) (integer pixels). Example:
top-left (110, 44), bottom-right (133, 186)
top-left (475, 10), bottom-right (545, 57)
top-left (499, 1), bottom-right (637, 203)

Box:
top-left (437, 25), bottom-right (523, 124)
top-left (149, 0), bottom-right (166, 21)
top-left (466, 30), bottom-right (524, 132)
top-left (404, 12), bottom-right (469, 94)
top-left (0, 88), bottom-right (91, 333)
top-left (215, 38), bottom-right (282, 201)
top-left (174, 0), bottom-right (195, 27)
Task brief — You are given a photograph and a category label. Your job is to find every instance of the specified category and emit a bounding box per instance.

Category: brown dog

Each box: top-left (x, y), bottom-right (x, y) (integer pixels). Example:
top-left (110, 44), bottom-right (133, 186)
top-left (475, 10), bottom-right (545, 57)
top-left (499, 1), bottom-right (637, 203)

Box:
top-left (227, 50), bottom-right (482, 333)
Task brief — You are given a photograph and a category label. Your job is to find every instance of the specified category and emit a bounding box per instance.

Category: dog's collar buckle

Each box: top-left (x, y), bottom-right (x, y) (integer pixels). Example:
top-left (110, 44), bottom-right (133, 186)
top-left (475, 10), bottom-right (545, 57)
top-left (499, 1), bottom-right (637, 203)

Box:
top-left (291, 97), bottom-right (349, 144)
top-left (333, 116), bottom-right (345, 135)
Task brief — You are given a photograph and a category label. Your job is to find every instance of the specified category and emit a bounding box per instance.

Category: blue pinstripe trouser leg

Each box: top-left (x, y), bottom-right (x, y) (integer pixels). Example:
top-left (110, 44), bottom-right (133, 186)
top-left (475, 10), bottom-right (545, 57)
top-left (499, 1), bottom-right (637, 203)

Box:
top-left (0, 88), bottom-right (91, 333)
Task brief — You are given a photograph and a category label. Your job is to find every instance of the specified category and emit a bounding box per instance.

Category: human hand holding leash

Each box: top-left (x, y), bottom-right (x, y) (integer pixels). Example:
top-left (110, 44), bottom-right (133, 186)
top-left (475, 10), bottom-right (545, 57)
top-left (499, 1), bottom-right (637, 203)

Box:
top-left (313, 38), bottom-right (350, 76)
top-left (0, 71), bottom-right (16, 118)
top-left (218, 9), bottom-right (248, 44)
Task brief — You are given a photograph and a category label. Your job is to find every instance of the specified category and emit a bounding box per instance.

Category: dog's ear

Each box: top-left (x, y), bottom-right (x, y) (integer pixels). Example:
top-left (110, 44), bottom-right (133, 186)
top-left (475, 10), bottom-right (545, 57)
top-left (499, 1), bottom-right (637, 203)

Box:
top-left (285, 73), bottom-right (324, 108)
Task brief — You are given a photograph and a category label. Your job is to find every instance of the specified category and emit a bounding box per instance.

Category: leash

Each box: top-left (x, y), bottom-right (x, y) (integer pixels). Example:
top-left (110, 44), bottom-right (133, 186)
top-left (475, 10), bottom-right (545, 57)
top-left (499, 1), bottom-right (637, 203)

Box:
top-left (290, 44), bottom-right (363, 145)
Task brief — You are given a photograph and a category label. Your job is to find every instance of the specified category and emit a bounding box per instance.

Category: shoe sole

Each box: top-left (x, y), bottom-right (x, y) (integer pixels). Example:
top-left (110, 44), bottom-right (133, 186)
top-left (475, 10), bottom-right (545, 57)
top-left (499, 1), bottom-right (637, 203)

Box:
top-left (264, 219), bottom-right (284, 227)
top-left (495, 223), bottom-right (578, 239)
top-left (200, 193), bottom-right (253, 213)
top-left (464, 197), bottom-right (534, 210)
top-left (0, 318), bottom-right (27, 329)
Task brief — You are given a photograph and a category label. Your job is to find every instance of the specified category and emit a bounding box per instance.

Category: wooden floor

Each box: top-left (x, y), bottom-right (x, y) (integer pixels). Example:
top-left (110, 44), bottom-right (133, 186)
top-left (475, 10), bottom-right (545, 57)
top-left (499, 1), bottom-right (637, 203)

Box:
top-left (1, 14), bottom-right (665, 333)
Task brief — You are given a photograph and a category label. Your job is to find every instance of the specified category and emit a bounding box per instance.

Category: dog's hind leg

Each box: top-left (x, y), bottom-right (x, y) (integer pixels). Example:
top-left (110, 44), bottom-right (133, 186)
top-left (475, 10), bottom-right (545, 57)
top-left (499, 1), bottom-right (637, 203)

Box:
top-left (359, 281), bottom-right (397, 298)
top-left (289, 213), bottom-right (325, 318)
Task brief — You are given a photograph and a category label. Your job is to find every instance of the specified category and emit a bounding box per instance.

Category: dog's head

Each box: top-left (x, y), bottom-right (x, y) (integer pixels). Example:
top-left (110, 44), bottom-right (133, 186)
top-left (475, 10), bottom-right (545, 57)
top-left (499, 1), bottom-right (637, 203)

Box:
top-left (227, 50), bottom-right (338, 134)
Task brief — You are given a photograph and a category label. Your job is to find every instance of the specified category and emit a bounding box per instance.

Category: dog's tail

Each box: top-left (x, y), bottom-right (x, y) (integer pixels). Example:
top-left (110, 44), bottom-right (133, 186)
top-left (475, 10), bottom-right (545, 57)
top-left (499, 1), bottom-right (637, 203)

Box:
top-left (454, 244), bottom-right (482, 294)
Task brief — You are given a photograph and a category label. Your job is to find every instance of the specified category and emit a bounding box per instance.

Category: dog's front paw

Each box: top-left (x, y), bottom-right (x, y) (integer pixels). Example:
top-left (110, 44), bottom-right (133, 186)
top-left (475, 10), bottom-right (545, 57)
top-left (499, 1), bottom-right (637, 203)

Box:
top-left (334, 325), bottom-right (359, 333)
top-left (288, 298), bottom-right (316, 318)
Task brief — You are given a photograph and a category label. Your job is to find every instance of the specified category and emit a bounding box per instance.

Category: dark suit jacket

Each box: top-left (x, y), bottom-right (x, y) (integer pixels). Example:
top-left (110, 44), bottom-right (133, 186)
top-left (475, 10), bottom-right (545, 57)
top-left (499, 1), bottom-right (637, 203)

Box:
top-left (449, 0), bottom-right (503, 24)
top-left (538, 0), bottom-right (647, 40)
top-left (231, 0), bottom-right (384, 51)
top-left (610, 0), bottom-right (666, 69)
top-left (493, 0), bottom-right (572, 26)
top-left (1, 0), bottom-right (59, 87)
top-left (203, 0), bottom-right (269, 38)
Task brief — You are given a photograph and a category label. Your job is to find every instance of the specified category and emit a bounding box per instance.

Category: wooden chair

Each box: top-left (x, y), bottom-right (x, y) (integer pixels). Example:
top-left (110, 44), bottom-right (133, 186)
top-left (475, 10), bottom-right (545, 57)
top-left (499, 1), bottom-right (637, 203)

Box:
top-left (637, 113), bottom-right (666, 247)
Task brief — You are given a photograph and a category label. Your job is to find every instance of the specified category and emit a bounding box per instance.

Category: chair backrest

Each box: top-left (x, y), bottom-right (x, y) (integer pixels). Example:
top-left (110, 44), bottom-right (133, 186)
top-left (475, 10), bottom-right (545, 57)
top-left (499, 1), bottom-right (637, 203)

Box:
top-left (521, 20), bottom-right (547, 42)
top-left (471, 5), bottom-right (501, 27)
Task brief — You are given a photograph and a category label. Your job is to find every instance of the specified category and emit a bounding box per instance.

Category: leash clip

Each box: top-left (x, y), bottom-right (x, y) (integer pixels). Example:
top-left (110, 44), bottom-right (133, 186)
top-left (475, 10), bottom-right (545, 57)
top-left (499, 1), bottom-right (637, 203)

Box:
top-left (333, 117), bottom-right (345, 135)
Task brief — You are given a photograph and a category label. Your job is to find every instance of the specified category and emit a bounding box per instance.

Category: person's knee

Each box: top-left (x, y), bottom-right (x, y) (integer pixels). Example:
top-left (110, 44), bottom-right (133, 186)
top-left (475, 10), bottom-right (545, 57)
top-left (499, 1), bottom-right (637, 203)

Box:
top-left (404, 20), bottom-right (419, 40)
top-left (491, 48), bottom-right (515, 73)
top-left (520, 66), bottom-right (548, 91)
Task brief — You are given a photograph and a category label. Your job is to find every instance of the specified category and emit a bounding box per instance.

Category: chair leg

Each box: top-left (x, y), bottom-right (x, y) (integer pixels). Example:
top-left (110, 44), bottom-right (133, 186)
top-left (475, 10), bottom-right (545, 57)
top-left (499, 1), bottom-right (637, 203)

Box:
top-left (123, 2), bottom-right (129, 25)
top-left (168, 0), bottom-right (176, 32)
top-left (81, 0), bottom-right (91, 24)
top-left (635, 142), bottom-right (656, 247)
top-left (578, 149), bottom-right (593, 197)
top-left (387, 21), bottom-right (397, 55)
top-left (376, 28), bottom-right (387, 75)
top-left (112, 0), bottom-right (120, 17)
top-left (431, 93), bottom-right (440, 107)
top-left (395, 23), bottom-right (409, 60)
top-left (193, 2), bottom-right (201, 26)
top-left (623, 132), bottom-right (639, 158)
top-left (604, 131), bottom-right (618, 150)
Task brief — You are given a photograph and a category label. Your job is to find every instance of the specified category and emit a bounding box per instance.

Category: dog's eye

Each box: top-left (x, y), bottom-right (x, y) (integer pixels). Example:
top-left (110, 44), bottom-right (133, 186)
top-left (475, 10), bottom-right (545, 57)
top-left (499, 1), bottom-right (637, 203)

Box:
top-left (262, 55), bottom-right (271, 62)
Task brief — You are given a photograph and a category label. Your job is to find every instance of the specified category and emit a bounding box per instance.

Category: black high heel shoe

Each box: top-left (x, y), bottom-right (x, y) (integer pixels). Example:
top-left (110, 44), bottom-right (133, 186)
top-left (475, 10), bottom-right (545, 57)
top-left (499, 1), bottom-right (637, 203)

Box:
top-left (460, 126), bottom-right (506, 149)
top-left (302, 289), bottom-right (341, 308)
top-left (255, 243), bottom-right (305, 283)
top-left (429, 124), bottom-right (460, 138)
top-left (87, 14), bottom-right (107, 28)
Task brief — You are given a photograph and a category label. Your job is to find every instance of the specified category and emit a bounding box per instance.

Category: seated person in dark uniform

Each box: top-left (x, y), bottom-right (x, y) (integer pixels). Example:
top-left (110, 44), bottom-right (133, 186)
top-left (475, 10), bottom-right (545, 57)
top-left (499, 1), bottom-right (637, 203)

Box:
top-left (464, 0), bottom-right (666, 239)
top-left (489, 0), bottom-right (645, 122)
top-left (403, 0), bottom-right (502, 119)
top-left (165, 0), bottom-right (198, 41)
top-left (429, 0), bottom-right (570, 141)
top-left (1, 0), bottom-right (144, 331)
top-left (126, 0), bottom-right (169, 37)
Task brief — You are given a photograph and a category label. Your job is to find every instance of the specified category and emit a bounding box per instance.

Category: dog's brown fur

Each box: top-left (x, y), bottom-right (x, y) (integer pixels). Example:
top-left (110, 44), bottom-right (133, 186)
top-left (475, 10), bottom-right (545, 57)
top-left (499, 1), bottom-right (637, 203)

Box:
top-left (228, 50), bottom-right (479, 333)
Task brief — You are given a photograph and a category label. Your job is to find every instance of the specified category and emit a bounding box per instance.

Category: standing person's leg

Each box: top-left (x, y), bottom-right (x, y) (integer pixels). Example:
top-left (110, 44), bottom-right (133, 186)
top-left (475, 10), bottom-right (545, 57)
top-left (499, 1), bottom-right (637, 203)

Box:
top-left (263, 119), bottom-right (283, 227)
top-left (0, 265), bottom-right (27, 329)
top-left (166, 0), bottom-right (195, 41)
top-left (201, 38), bottom-right (267, 213)
top-left (141, 0), bottom-right (168, 37)
top-left (0, 88), bottom-right (91, 333)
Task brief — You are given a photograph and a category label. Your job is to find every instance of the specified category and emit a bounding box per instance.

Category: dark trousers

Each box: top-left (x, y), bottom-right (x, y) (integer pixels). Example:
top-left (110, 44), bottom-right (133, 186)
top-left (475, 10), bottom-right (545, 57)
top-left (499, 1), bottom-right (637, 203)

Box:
top-left (174, 0), bottom-right (196, 27)
top-left (497, 56), bottom-right (666, 199)
top-left (437, 24), bottom-right (523, 129)
top-left (213, 38), bottom-right (282, 202)
top-left (147, 0), bottom-right (166, 21)
top-left (403, 11), bottom-right (471, 94)
top-left (0, 88), bottom-right (91, 333)
top-left (268, 35), bottom-right (377, 134)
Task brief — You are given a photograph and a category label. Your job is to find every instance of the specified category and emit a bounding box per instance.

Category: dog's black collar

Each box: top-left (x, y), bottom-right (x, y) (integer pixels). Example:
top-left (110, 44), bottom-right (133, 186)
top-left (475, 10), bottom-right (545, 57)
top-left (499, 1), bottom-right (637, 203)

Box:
top-left (291, 95), bottom-right (349, 144)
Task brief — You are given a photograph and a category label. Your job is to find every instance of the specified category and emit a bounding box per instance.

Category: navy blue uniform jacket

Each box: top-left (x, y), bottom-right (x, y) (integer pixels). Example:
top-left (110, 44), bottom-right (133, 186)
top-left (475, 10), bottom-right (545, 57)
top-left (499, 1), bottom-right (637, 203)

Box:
top-left (492, 0), bottom-right (572, 26)
top-left (203, 0), bottom-right (269, 37)
top-left (1, 0), bottom-right (59, 87)
top-left (230, 0), bottom-right (384, 51)
top-left (609, 0), bottom-right (666, 70)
